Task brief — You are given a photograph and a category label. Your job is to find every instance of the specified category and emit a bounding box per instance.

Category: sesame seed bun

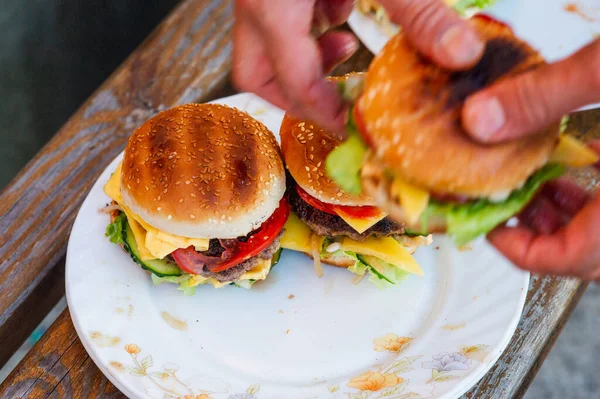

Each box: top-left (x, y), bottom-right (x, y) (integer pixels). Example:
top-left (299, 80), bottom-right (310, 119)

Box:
top-left (280, 73), bottom-right (377, 207)
top-left (357, 16), bottom-right (560, 199)
top-left (120, 103), bottom-right (286, 239)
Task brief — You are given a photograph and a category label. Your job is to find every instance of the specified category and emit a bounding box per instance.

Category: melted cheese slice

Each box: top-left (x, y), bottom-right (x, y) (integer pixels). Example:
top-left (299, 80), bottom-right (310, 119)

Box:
top-left (340, 236), bottom-right (424, 276)
top-left (187, 258), bottom-right (272, 288)
top-left (390, 177), bottom-right (430, 225)
top-left (104, 163), bottom-right (209, 261)
top-left (550, 134), bottom-right (599, 167)
top-left (334, 208), bottom-right (388, 234)
top-left (280, 212), bottom-right (322, 253)
top-left (281, 212), bottom-right (423, 276)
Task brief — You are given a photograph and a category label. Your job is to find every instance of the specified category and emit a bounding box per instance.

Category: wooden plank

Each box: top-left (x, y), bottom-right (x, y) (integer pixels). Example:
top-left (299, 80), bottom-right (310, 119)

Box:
top-left (461, 278), bottom-right (587, 399)
top-left (0, 311), bottom-right (126, 399)
top-left (0, 0), bottom-right (234, 368)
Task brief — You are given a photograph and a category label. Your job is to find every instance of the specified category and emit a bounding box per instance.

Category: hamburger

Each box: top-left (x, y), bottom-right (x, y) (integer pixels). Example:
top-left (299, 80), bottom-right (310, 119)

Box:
top-left (279, 74), bottom-right (431, 287)
top-left (327, 16), bottom-right (599, 246)
top-left (103, 103), bottom-right (288, 293)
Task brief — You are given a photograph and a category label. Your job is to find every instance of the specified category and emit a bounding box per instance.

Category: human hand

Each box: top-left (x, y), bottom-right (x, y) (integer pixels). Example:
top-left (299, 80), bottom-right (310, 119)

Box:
top-left (459, 35), bottom-right (600, 280)
top-left (232, 0), bottom-right (484, 132)
top-left (462, 38), bottom-right (600, 143)
top-left (487, 141), bottom-right (600, 281)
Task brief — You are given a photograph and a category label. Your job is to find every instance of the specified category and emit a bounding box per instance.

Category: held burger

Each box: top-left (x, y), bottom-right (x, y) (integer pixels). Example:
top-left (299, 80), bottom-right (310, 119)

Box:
top-left (103, 103), bottom-right (288, 293)
top-left (327, 16), bottom-right (599, 246)
top-left (280, 74), bottom-right (432, 288)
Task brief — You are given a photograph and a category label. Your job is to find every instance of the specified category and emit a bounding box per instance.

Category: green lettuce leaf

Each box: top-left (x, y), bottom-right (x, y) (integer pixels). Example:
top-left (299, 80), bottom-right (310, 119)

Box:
top-left (151, 274), bottom-right (196, 296)
top-left (425, 163), bottom-right (566, 246)
top-left (560, 116), bottom-right (570, 133)
top-left (344, 252), bottom-right (368, 275)
top-left (105, 213), bottom-right (126, 244)
top-left (453, 0), bottom-right (496, 15)
top-left (232, 280), bottom-right (256, 289)
top-left (325, 109), bottom-right (368, 195)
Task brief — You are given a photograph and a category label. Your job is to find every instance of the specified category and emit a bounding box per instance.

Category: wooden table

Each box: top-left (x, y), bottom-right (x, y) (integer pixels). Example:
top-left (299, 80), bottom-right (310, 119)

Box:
top-left (0, 0), bottom-right (598, 397)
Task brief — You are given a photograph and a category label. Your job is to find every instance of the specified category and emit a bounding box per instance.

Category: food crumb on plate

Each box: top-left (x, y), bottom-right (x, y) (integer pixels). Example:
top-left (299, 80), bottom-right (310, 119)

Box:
top-left (288, 294), bottom-right (295, 299)
top-left (442, 323), bottom-right (466, 331)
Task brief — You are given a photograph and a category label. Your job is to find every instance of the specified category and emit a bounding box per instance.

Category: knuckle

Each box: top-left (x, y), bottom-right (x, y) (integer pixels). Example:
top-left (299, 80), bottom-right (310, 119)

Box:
top-left (511, 73), bottom-right (550, 128)
top-left (392, 0), bottom-right (452, 45)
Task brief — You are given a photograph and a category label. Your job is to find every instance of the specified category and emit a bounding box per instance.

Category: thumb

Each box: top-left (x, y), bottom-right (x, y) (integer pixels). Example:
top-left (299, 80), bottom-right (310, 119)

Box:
top-left (379, 0), bottom-right (484, 69)
top-left (463, 38), bottom-right (600, 143)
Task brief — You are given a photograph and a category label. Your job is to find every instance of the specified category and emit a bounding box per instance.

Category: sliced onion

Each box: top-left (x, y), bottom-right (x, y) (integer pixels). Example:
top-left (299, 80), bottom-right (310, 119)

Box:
top-left (353, 273), bottom-right (366, 285)
top-left (311, 235), bottom-right (324, 278)
top-left (99, 204), bottom-right (121, 214)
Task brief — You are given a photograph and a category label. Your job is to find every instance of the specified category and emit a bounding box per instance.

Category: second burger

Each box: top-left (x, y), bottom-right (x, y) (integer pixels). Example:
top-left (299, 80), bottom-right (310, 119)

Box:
top-left (279, 74), bottom-right (431, 287)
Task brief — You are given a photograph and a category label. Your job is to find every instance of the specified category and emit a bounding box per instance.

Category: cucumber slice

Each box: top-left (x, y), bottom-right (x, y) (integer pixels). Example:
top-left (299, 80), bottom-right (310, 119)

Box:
top-left (122, 221), bottom-right (182, 277)
top-left (271, 248), bottom-right (283, 267)
top-left (357, 255), bottom-right (395, 284)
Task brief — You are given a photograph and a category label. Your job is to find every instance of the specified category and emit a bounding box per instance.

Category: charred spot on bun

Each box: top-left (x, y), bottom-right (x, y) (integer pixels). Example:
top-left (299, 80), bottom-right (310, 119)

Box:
top-left (326, 16), bottom-right (599, 246)
top-left (103, 103), bottom-right (288, 293)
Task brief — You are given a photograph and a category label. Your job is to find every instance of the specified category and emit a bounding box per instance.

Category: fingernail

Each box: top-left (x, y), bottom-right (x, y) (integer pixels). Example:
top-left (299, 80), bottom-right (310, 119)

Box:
top-left (465, 96), bottom-right (506, 141)
top-left (438, 25), bottom-right (484, 67)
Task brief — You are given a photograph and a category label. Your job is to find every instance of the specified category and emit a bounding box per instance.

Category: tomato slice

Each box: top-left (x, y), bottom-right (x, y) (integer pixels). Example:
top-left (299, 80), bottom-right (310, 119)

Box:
top-left (172, 197), bottom-right (290, 274)
top-left (336, 203), bottom-right (384, 219)
top-left (296, 185), bottom-right (338, 215)
top-left (296, 185), bottom-right (383, 219)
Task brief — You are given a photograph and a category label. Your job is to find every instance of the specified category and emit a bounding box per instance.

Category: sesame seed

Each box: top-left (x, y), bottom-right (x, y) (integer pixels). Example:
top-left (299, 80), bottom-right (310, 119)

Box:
top-left (157, 207), bottom-right (162, 211)
top-left (167, 215), bottom-right (172, 220)
top-left (190, 214), bottom-right (195, 219)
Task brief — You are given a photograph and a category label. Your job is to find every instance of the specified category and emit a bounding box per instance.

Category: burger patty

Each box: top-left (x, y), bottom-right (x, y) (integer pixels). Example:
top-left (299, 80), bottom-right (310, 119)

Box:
top-left (111, 206), bottom-right (283, 284)
top-left (196, 229), bottom-right (284, 283)
top-left (288, 185), bottom-right (405, 241)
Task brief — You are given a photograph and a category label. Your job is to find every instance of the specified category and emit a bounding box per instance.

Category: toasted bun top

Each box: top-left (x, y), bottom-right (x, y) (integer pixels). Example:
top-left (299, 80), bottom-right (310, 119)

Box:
top-left (357, 16), bottom-right (560, 198)
top-left (280, 73), bottom-right (377, 206)
top-left (121, 103), bottom-right (286, 239)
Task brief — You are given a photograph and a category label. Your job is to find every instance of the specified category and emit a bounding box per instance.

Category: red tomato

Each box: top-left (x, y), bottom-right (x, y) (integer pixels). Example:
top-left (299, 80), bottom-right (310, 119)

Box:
top-left (296, 185), bottom-right (338, 215)
top-left (296, 185), bottom-right (383, 219)
top-left (172, 197), bottom-right (290, 274)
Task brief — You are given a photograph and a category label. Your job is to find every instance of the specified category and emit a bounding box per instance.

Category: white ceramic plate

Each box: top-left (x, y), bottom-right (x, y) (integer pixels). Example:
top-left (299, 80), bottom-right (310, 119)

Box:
top-left (347, 0), bottom-right (600, 111)
top-left (66, 93), bottom-right (529, 399)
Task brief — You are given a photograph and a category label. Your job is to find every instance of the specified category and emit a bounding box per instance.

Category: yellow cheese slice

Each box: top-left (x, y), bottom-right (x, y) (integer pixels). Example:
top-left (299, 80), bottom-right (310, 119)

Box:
top-left (104, 163), bottom-right (123, 203)
top-left (550, 134), bottom-right (599, 167)
top-left (280, 212), bottom-right (318, 253)
top-left (390, 177), bottom-right (430, 226)
top-left (126, 215), bottom-right (154, 261)
top-left (104, 163), bottom-right (209, 260)
top-left (281, 212), bottom-right (424, 276)
top-left (340, 236), bottom-right (424, 276)
top-left (334, 208), bottom-right (387, 234)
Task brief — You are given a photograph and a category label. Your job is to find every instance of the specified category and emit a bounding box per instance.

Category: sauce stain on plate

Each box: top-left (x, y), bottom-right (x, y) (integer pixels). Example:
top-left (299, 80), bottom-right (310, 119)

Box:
top-left (161, 311), bottom-right (188, 331)
top-left (564, 2), bottom-right (598, 22)
top-left (90, 331), bottom-right (121, 347)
